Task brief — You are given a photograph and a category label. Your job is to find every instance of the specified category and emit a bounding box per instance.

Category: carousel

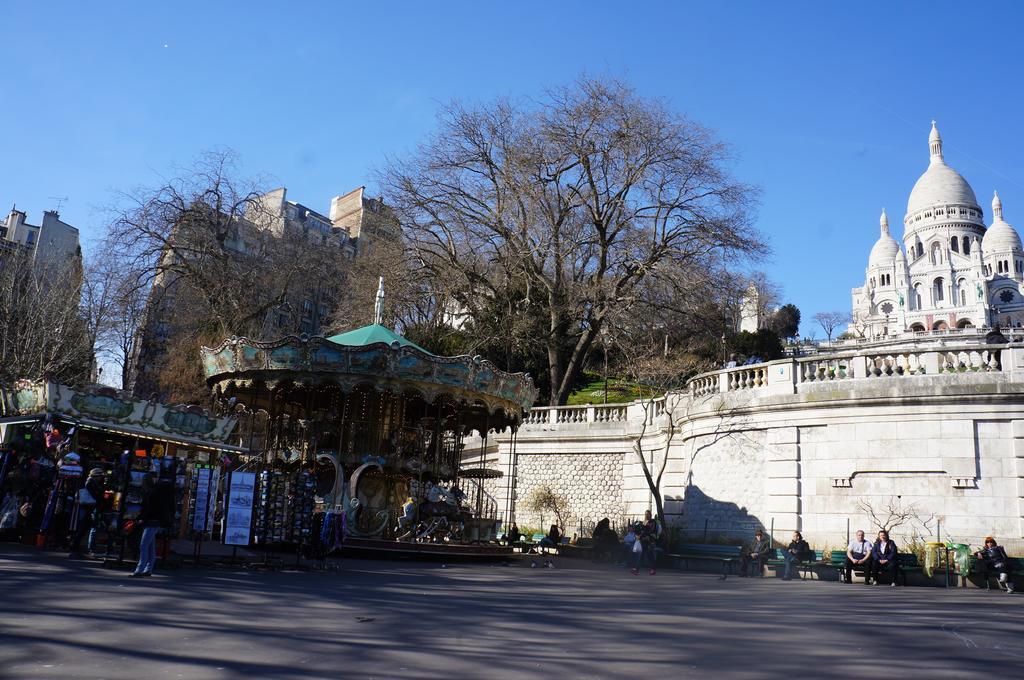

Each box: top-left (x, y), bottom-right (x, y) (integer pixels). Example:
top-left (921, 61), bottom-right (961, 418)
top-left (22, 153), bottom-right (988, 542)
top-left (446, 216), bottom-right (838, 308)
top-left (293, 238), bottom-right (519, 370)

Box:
top-left (201, 280), bottom-right (537, 557)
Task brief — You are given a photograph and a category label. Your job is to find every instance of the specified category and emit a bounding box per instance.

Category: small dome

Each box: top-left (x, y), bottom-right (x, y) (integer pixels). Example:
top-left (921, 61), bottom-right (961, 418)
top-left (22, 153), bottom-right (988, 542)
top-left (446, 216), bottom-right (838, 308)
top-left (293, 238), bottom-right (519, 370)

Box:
top-left (906, 122), bottom-right (980, 219)
top-left (982, 190), bottom-right (1023, 253)
top-left (869, 209), bottom-right (901, 266)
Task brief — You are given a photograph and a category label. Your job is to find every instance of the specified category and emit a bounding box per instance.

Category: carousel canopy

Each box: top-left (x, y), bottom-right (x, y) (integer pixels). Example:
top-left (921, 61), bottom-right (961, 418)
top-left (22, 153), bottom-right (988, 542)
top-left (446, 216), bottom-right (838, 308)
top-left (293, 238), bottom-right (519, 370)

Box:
top-left (326, 324), bottom-right (431, 355)
top-left (201, 322), bottom-right (538, 422)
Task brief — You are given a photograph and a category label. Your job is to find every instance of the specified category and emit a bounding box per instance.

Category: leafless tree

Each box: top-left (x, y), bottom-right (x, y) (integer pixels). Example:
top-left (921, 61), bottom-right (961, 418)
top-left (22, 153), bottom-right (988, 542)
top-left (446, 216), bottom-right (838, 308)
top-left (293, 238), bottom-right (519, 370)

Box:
top-left (814, 311), bottom-right (852, 344)
top-left (857, 496), bottom-right (933, 536)
top-left (0, 251), bottom-right (91, 384)
top-left (100, 150), bottom-right (350, 402)
top-left (612, 328), bottom-right (711, 528)
top-left (83, 252), bottom-right (149, 390)
top-left (382, 76), bottom-right (764, 405)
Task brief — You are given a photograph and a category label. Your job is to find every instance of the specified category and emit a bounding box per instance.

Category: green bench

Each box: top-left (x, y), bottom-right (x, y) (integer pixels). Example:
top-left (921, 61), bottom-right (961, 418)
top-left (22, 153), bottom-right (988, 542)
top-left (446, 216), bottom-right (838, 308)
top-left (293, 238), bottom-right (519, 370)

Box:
top-left (824, 550), bottom-right (920, 585)
top-left (764, 549), bottom-right (825, 579)
top-left (557, 537), bottom-right (594, 559)
top-left (670, 543), bottom-right (743, 577)
top-left (967, 556), bottom-right (1024, 590)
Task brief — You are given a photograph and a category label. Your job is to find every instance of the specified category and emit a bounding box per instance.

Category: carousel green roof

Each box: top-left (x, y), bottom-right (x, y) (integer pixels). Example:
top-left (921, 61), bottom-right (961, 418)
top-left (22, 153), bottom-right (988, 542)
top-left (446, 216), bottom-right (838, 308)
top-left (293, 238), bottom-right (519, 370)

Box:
top-left (199, 278), bottom-right (538, 421)
top-left (326, 324), bottom-right (432, 355)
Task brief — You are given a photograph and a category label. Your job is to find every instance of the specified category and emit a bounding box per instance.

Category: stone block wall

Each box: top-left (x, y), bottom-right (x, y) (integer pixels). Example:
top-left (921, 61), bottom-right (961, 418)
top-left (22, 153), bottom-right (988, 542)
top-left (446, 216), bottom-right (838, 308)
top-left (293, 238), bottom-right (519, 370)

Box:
top-left (514, 452), bottom-right (625, 534)
top-left (663, 429), bottom-right (768, 540)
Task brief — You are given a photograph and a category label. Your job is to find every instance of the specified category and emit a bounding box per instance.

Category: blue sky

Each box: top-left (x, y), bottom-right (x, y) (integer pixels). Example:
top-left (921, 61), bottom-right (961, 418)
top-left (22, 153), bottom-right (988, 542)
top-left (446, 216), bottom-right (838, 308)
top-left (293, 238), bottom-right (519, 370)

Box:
top-left (3, 1), bottom-right (1024, 336)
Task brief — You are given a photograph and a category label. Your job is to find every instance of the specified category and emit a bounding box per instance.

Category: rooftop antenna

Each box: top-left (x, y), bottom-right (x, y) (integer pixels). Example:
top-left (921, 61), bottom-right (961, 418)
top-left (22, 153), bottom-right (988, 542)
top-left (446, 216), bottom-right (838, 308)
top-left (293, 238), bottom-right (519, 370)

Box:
top-left (48, 196), bottom-right (69, 213)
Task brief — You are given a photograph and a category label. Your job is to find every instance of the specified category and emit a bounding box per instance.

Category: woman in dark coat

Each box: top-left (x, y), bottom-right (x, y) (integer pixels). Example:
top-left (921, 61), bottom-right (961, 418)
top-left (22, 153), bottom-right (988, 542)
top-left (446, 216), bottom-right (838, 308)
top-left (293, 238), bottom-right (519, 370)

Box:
top-left (974, 537), bottom-right (1014, 593)
top-left (132, 475), bottom-right (175, 577)
top-left (869, 530), bottom-right (899, 587)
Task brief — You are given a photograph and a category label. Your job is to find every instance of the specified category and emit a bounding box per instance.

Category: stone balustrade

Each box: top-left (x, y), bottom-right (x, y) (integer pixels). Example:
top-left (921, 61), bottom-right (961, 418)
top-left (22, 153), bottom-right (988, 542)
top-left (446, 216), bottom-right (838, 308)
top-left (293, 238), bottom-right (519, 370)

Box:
top-left (519, 342), bottom-right (1024, 430)
top-left (522, 400), bottom-right (662, 430)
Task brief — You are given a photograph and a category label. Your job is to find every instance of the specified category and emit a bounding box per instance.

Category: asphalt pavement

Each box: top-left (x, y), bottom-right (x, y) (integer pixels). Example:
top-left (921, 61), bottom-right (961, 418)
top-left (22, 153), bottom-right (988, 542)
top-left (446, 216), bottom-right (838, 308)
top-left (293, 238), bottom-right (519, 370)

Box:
top-left (0, 544), bottom-right (1021, 679)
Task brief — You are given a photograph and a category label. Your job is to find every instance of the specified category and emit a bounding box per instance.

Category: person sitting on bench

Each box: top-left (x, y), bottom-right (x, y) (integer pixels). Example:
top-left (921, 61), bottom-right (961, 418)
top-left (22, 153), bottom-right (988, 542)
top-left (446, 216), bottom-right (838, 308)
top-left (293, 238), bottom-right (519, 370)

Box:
top-left (844, 529), bottom-right (873, 584)
top-left (782, 531), bottom-right (810, 581)
top-left (974, 536), bottom-right (1014, 593)
top-left (538, 524), bottom-right (561, 549)
top-left (740, 529), bottom-right (772, 577)
top-left (505, 522), bottom-right (522, 546)
top-left (869, 530), bottom-right (899, 587)
top-left (592, 517), bottom-right (619, 561)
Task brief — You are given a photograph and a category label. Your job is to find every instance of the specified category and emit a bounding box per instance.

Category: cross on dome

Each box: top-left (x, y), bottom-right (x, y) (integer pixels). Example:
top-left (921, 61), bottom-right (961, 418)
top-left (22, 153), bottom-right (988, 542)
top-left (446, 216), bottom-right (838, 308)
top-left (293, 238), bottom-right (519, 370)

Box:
top-left (993, 190), bottom-right (1003, 221)
top-left (929, 120), bottom-right (943, 162)
top-left (880, 208), bottom-right (889, 235)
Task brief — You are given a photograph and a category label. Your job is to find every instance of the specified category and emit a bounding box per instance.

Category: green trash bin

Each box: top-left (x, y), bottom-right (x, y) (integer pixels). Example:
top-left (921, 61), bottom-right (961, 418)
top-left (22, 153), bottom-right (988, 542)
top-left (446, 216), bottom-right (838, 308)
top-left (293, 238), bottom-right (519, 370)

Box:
top-left (945, 542), bottom-right (971, 576)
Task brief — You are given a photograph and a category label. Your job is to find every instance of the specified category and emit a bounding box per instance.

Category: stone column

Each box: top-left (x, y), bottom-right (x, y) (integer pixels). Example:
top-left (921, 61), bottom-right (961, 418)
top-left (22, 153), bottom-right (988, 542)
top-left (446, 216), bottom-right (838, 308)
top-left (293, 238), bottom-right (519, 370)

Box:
top-left (1013, 420), bottom-right (1024, 538)
top-left (765, 426), bottom-right (801, 538)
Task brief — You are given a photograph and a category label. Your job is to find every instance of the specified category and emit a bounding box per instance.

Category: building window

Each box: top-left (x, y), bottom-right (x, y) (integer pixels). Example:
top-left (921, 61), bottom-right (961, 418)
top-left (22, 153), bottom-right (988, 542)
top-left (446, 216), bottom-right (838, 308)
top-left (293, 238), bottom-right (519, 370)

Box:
top-left (916, 242), bottom-right (924, 258)
top-left (914, 283), bottom-right (923, 310)
top-left (933, 277), bottom-right (944, 303)
top-left (1000, 289), bottom-right (1014, 304)
top-left (951, 236), bottom-right (959, 253)
top-left (963, 237), bottom-right (971, 255)
top-left (26, 230), bottom-right (36, 246)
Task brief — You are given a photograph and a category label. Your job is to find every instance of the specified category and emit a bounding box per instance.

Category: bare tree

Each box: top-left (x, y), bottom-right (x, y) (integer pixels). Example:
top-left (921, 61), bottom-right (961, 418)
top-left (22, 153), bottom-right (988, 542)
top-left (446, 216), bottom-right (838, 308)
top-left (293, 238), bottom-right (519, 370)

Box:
top-left (612, 329), bottom-right (711, 529)
top-left (101, 150), bottom-right (350, 402)
top-left (0, 252), bottom-right (91, 384)
top-left (814, 311), bottom-right (852, 344)
top-left (84, 252), bottom-right (149, 390)
top-left (857, 497), bottom-right (933, 535)
top-left (382, 76), bottom-right (764, 405)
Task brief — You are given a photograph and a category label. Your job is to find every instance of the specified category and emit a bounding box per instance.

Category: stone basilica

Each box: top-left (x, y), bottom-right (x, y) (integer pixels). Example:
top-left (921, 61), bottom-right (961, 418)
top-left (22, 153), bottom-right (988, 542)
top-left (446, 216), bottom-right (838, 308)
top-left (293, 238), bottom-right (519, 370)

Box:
top-left (852, 122), bottom-right (1024, 337)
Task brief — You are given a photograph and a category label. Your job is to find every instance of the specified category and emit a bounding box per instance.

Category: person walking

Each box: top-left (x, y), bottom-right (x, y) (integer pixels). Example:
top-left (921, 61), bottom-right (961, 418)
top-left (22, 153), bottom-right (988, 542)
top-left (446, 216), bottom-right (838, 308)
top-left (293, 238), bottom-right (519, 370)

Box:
top-left (132, 475), bottom-right (174, 577)
top-left (633, 510), bottom-right (660, 576)
top-left (68, 468), bottom-right (104, 558)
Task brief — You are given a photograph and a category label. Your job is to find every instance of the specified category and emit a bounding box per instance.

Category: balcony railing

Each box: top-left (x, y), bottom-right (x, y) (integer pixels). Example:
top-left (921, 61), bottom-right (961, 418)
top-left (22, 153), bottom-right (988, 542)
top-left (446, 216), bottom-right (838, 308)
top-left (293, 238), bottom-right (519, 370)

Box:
top-left (519, 341), bottom-right (1023, 431)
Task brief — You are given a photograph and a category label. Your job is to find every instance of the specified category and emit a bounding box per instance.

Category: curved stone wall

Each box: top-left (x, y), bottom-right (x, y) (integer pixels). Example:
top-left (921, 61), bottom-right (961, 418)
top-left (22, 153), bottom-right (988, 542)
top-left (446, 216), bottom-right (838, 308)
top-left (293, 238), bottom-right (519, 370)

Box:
top-left (470, 342), bottom-right (1024, 549)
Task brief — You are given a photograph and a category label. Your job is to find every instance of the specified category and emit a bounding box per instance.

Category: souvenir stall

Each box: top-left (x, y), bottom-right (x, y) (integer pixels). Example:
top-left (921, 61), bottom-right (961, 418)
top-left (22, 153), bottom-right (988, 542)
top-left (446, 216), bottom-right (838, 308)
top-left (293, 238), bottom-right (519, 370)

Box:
top-left (0, 379), bottom-right (245, 559)
top-left (202, 285), bottom-right (537, 558)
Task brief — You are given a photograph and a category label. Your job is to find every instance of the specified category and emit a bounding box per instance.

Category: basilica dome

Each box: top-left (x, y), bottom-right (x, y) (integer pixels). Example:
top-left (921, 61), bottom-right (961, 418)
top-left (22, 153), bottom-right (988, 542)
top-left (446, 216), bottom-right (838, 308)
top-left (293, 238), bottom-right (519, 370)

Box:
top-left (982, 191), bottom-right (1023, 253)
top-left (868, 209), bottom-right (901, 266)
top-left (906, 122), bottom-right (980, 218)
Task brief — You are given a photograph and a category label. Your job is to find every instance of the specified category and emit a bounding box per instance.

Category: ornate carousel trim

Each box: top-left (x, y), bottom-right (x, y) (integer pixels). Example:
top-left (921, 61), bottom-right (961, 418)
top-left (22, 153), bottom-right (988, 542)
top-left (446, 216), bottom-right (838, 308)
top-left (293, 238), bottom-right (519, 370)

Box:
top-left (200, 333), bottom-right (538, 418)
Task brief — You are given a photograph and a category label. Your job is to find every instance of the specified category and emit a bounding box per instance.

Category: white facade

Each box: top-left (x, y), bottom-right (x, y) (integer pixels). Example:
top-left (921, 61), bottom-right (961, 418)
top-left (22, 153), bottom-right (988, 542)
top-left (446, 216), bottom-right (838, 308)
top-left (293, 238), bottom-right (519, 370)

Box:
top-left (468, 341), bottom-right (1024, 549)
top-left (852, 123), bottom-right (1024, 337)
top-left (0, 208), bottom-right (80, 271)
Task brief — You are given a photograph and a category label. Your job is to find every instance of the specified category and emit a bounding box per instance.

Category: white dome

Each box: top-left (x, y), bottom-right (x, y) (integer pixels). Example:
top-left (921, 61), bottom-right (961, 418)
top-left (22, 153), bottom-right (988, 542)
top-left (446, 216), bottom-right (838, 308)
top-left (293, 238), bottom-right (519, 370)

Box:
top-left (982, 191), bottom-right (1023, 253)
top-left (868, 209), bottom-right (901, 266)
top-left (906, 122), bottom-right (980, 217)
top-left (907, 164), bottom-right (978, 214)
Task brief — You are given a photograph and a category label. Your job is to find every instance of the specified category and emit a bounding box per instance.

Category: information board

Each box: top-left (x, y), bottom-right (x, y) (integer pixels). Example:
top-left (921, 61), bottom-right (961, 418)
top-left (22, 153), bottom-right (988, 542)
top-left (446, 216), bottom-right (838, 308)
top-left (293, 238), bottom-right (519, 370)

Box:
top-left (223, 471), bottom-right (256, 546)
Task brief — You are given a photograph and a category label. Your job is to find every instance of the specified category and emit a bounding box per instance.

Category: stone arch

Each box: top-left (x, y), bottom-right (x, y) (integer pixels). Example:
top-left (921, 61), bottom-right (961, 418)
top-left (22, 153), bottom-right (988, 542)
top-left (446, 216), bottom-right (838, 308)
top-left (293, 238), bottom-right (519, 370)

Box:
top-left (909, 322), bottom-right (926, 332)
top-left (932, 320), bottom-right (949, 331)
top-left (956, 318), bottom-right (974, 329)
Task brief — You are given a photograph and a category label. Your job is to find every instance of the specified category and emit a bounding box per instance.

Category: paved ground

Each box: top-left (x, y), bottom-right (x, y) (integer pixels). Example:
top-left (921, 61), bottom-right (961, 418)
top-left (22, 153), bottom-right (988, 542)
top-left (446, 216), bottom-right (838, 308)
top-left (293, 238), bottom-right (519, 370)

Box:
top-left (1, 545), bottom-right (1022, 679)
